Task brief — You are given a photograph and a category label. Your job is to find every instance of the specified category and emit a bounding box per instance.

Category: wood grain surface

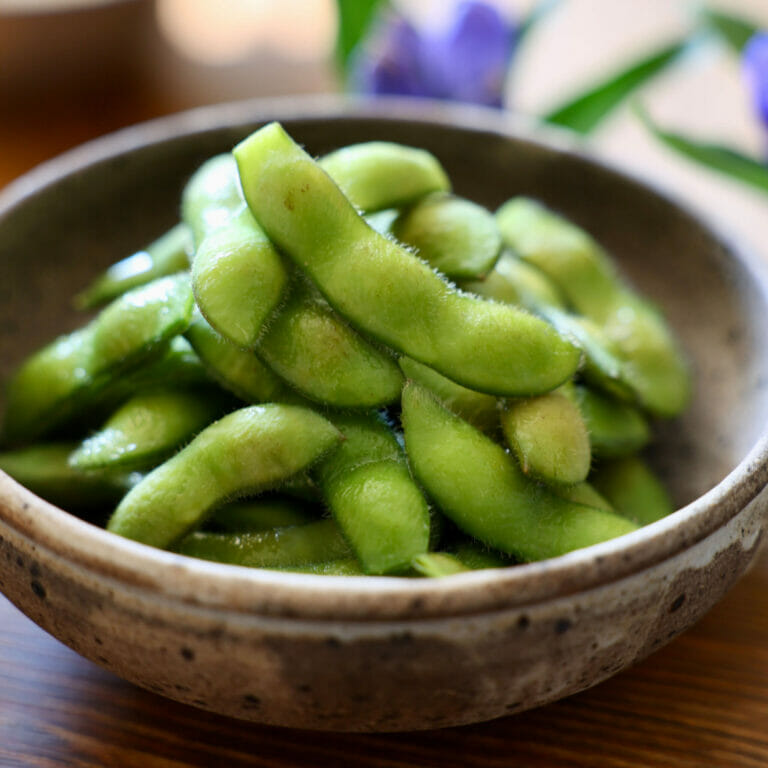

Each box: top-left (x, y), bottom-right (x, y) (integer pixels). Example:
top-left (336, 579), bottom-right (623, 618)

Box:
top-left (2, 17), bottom-right (768, 765)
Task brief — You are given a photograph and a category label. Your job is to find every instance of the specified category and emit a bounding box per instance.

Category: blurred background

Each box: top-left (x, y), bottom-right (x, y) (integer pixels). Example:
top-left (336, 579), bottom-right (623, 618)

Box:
top-left (1, 0), bottom-right (767, 246)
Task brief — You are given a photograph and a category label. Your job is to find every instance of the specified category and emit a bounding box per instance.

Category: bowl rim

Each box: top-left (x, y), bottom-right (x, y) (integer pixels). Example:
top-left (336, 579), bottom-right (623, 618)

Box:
top-left (2, 94), bottom-right (768, 622)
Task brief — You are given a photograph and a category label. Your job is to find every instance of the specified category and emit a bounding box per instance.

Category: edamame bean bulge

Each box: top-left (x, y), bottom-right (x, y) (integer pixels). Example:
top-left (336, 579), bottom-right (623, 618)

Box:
top-left (89, 274), bottom-right (194, 377)
top-left (185, 312), bottom-right (287, 404)
top-left (182, 154), bottom-right (244, 246)
top-left (591, 455), bottom-right (674, 526)
top-left (69, 388), bottom-right (227, 471)
top-left (402, 381), bottom-right (637, 561)
top-left (392, 194), bottom-right (502, 279)
top-left (175, 519), bottom-right (351, 570)
top-left (256, 281), bottom-right (403, 409)
top-left (314, 412), bottom-right (431, 574)
top-left (318, 141), bottom-right (450, 212)
top-left (192, 205), bottom-right (288, 348)
top-left (107, 404), bottom-right (342, 548)
top-left (235, 122), bottom-right (580, 397)
top-left (500, 388), bottom-right (592, 485)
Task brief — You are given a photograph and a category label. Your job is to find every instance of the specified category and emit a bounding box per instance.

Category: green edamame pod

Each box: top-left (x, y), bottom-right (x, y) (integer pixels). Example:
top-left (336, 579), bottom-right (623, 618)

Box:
top-left (463, 250), bottom-right (566, 310)
top-left (318, 141), bottom-right (450, 212)
top-left (192, 205), bottom-right (289, 348)
top-left (75, 224), bottom-right (192, 309)
top-left (398, 356), bottom-right (498, 433)
top-left (571, 384), bottom-right (650, 457)
top-left (257, 282), bottom-right (403, 409)
top-left (591, 456), bottom-right (674, 526)
top-left (553, 481), bottom-right (614, 513)
top-left (175, 519), bottom-right (351, 568)
top-left (314, 412), bottom-right (431, 574)
top-left (496, 198), bottom-right (690, 417)
top-left (0, 443), bottom-right (140, 512)
top-left (412, 553), bottom-right (470, 577)
top-left (2, 327), bottom-right (95, 445)
top-left (69, 388), bottom-right (227, 471)
top-left (392, 194), bottom-right (502, 279)
top-left (601, 292), bottom-right (690, 418)
top-left (182, 154), bottom-right (243, 246)
top-left (185, 312), bottom-right (287, 403)
top-left (235, 123), bottom-right (580, 397)
top-left (402, 382), bottom-right (637, 561)
top-left (107, 404), bottom-right (342, 548)
top-left (207, 496), bottom-right (319, 533)
top-left (500, 388), bottom-right (592, 485)
top-left (496, 197), bottom-right (619, 320)
top-left (89, 274), bottom-right (194, 377)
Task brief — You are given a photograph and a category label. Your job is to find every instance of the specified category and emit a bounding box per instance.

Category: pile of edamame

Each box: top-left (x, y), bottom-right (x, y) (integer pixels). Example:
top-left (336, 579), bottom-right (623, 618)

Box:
top-left (0, 123), bottom-right (690, 577)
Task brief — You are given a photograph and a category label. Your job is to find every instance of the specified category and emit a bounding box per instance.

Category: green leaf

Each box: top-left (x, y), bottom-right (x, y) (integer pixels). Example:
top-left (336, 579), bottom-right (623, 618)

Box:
top-left (543, 40), bottom-right (689, 135)
top-left (516, 0), bottom-right (562, 48)
top-left (637, 106), bottom-right (768, 195)
top-left (335, 0), bottom-right (385, 73)
top-left (700, 7), bottom-right (759, 53)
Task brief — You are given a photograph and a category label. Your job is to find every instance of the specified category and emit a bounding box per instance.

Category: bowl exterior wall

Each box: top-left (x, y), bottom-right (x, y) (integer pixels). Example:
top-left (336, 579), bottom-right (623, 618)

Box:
top-left (1, 488), bottom-right (764, 732)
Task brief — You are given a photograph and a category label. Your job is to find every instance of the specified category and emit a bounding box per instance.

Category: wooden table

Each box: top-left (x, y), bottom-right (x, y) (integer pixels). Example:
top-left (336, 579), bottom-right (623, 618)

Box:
top-left (2, 72), bottom-right (768, 768)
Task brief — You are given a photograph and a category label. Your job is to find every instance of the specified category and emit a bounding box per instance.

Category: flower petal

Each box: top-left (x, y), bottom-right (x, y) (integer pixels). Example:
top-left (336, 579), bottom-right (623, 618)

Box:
top-left (743, 32), bottom-right (768, 128)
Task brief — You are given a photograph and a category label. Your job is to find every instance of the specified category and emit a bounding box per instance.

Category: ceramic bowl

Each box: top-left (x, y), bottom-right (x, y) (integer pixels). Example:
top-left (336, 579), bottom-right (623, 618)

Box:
top-left (1, 97), bottom-right (767, 732)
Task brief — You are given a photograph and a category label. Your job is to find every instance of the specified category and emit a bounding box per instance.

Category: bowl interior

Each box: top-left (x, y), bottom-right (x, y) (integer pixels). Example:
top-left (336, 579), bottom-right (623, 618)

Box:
top-left (2, 102), bottom-right (768, 516)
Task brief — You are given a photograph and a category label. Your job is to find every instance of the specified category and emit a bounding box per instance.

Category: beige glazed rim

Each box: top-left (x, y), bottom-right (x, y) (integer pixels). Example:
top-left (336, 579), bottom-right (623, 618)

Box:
top-left (2, 95), bottom-right (768, 622)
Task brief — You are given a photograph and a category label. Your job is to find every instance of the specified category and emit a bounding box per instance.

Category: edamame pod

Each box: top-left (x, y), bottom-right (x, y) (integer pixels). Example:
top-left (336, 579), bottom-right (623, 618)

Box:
top-left (75, 224), bottom-right (192, 309)
top-left (0, 443), bottom-right (140, 512)
top-left (185, 312), bottom-right (287, 403)
top-left (257, 282), bottom-right (403, 408)
top-left (467, 254), bottom-right (632, 399)
top-left (496, 197), bottom-right (618, 320)
top-left (182, 154), bottom-right (243, 246)
top-left (235, 123), bottom-right (580, 396)
top-left (192, 205), bottom-right (288, 348)
top-left (571, 384), bottom-right (650, 457)
top-left (553, 481), bottom-right (614, 513)
top-left (318, 141), bottom-right (450, 212)
top-left (463, 250), bottom-right (566, 310)
top-left (89, 274), bottom-right (194, 377)
top-left (69, 388), bottom-right (227, 471)
top-left (412, 553), bottom-right (470, 577)
top-left (207, 496), bottom-right (319, 533)
top-left (601, 292), bottom-right (690, 418)
top-left (314, 412), bottom-right (431, 574)
top-left (2, 327), bottom-right (95, 445)
top-left (591, 456), bottom-right (674, 525)
top-left (398, 356), bottom-right (499, 433)
top-left (392, 194), bottom-right (502, 279)
top-left (175, 519), bottom-right (351, 568)
top-left (107, 404), bottom-right (343, 548)
top-left (497, 198), bottom-right (690, 416)
top-left (402, 382), bottom-right (637, 561)
top-left (500, 388), bottom-right (592, 485)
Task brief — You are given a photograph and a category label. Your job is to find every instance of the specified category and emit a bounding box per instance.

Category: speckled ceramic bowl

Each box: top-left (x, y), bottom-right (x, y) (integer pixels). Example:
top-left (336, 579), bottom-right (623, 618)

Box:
top-left (1, 97), bottom-right (767, 732)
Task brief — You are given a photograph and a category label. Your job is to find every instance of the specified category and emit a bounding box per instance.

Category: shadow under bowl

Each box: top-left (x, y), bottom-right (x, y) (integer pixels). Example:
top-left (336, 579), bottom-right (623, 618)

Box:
top-left (1, 96), bottom-right (767, 732)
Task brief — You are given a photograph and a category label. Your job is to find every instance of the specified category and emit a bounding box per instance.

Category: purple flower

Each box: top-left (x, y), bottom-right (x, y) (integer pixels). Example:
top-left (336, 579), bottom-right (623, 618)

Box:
top-left (351, 2), bottom-right (516, 108)
top-left (744, 32), bottom-right (768, 129)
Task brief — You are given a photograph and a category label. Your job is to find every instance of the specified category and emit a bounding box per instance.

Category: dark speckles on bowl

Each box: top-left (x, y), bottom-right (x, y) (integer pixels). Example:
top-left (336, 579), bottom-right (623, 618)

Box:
top-left (0, 97), bottom-right (767, 732)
